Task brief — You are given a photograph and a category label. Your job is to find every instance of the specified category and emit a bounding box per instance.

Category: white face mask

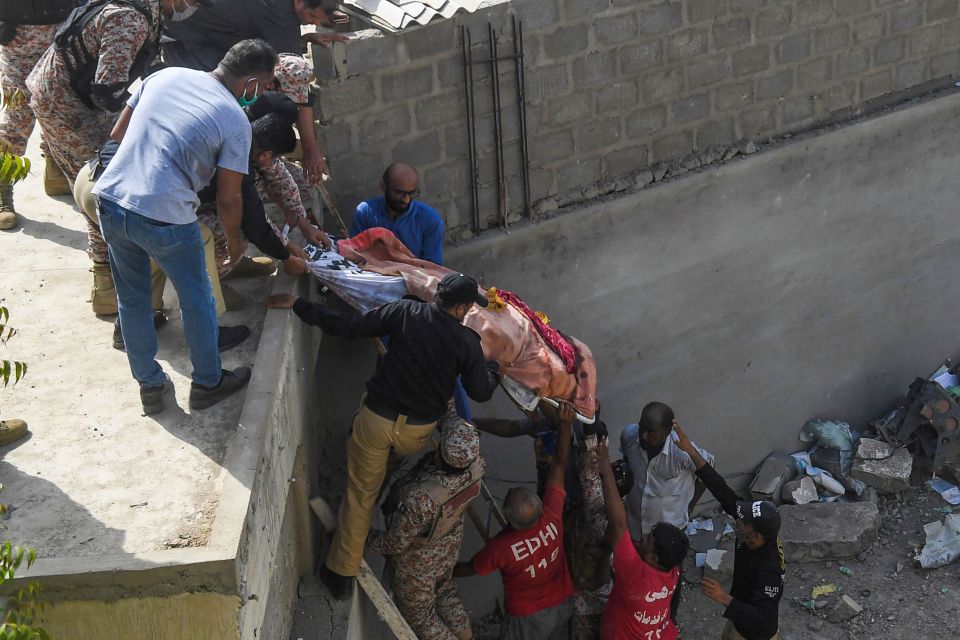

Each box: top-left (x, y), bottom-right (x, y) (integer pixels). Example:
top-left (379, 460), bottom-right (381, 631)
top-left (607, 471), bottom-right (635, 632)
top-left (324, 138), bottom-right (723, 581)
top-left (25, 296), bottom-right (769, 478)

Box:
top-left (169, 0), bottom-right (200, 22)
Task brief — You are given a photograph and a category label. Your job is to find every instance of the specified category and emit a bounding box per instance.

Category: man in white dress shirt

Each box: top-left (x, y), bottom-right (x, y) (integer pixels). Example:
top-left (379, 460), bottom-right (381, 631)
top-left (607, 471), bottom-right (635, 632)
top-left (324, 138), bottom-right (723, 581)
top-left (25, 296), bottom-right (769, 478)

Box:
top-left (619, 401), bottom-right (715, 538)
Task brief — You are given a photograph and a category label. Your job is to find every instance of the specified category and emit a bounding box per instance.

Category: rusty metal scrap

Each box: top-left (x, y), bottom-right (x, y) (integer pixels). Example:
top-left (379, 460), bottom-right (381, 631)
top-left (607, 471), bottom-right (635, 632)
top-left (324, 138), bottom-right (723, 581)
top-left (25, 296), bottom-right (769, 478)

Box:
top-left (877, 377), bottom-right (960, 472)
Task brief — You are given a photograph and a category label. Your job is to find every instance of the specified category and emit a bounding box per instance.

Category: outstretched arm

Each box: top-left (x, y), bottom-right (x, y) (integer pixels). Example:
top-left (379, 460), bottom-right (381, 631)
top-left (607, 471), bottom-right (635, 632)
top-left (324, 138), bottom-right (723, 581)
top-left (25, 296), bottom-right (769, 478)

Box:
top-left (674, 422), bottom-right (739, 519)
top-left (545, 402), bottom-right (574, 489)
top-left (598, 437), bottom-right (627, 548)
top-left (472, 417), bottom-right (535, 438)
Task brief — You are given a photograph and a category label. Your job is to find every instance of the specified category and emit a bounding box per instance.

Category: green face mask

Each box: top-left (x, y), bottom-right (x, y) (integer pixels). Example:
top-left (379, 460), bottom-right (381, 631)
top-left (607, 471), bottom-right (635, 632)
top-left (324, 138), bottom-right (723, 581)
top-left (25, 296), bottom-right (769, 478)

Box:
top-left (238, 78), bottom-right (260, 107)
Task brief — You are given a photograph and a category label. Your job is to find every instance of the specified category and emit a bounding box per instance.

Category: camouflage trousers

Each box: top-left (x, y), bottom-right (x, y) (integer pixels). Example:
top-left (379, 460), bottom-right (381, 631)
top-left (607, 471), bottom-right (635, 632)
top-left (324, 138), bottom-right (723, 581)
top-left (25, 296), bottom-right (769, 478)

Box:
top-left (29, 81), bottom-right (113, 263)
top-left (0, 24), bottom-right (57, 156)
top-left (196, 206), bottom-right (240, 279)
top-left (391, 530), bottom-right (472, 640)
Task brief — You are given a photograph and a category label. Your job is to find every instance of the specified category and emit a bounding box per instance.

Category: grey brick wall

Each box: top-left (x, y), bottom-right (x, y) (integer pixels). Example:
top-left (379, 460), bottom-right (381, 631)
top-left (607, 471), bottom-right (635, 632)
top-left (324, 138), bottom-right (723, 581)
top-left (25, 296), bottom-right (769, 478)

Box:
top-left (313, 0), bottom-right (960, 241)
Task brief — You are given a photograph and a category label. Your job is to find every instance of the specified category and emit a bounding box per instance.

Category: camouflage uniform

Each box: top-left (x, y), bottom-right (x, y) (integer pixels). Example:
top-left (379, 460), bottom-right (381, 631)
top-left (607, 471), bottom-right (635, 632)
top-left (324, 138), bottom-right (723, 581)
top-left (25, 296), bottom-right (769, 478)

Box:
top-left (201, 163), bottom-right (292, 279)
top-left (255, 157), bottom-right (306, 226)
top-left (367, 417), bottom-right (483, 640)
top-left (566, 434), bottom-right (613, 640)
top-left (25, 0), bottom-right (159, 263)
top-left (0, 24), bottom-right (58, 156)
top-left (271, 53), bottom-right (315, 208)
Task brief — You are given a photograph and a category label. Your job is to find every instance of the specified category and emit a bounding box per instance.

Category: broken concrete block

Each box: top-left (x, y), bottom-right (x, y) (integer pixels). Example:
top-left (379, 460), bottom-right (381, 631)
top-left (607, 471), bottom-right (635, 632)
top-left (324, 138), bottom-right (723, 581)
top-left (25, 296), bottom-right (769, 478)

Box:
top-left (750, 453), bottom-right (798, 505)
top-left (828, 595), bottom-right (863, 623)
top-left (779, 502), bottom-right (880, 562)
top-left (781, 477), bottom-right (819, 505)
top-left (851, 438), bottom-right (913, 494)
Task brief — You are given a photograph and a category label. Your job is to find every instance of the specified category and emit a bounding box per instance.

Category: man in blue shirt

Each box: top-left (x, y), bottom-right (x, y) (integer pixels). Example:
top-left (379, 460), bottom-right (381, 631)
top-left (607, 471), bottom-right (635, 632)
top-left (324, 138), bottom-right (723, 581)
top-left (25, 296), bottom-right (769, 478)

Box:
top-left (350, 162), bottom-right (445, 265)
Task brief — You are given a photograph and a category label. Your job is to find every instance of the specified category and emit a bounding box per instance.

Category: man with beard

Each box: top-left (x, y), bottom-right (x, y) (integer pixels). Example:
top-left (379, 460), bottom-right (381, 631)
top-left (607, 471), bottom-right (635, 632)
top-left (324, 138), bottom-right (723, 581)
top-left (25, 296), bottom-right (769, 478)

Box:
top-left (350, 162), bottom-right (444, 265)
top-left (620, 401), bottom-right (714, 538)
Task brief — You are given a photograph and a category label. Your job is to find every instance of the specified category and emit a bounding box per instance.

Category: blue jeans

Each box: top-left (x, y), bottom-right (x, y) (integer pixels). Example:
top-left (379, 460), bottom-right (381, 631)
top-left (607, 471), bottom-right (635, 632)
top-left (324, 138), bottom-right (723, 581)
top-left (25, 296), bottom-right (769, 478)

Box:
top-left (98, 198), bottom-right (221, 388)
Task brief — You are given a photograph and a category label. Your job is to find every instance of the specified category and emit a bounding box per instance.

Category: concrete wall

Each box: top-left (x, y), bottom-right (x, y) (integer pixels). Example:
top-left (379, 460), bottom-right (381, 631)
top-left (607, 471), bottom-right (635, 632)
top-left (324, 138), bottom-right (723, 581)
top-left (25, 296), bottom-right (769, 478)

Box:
top-left (448, 90), bottom-right (960, 477)
top-left (314, 0), bottom-right (960, 239)
top-left (231, 274), bottom-right (321, 640)
top-left (15, 274), bottom-right (321, 640)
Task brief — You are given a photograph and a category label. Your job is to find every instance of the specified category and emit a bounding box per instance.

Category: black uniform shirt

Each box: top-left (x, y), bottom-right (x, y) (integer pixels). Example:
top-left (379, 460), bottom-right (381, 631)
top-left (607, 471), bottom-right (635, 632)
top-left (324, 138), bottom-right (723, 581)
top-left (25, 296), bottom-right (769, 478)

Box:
top-left (292, 297), bottom-right (499, 422)
top-left (696, 463), bottom-right (784, 640)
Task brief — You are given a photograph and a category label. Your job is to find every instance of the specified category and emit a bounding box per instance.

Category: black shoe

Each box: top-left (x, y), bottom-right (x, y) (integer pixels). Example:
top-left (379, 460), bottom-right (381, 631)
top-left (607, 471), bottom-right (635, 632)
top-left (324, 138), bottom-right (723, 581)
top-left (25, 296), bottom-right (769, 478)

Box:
top-left (113, 311), bottom-right (168, 351)
top-left (188, 367), bottom-right (252, 410)
top-left (140, 376), bottom-right (173, 416)
top-left (319, 565), bottom-right (354, 601)
top-left (218, 324), bottom-right (251, 352)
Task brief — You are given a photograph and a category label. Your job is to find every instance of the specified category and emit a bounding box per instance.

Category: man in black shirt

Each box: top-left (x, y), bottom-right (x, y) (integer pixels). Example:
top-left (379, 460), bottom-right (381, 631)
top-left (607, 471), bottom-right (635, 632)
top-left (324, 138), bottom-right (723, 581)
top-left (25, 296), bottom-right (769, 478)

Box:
top-left (673, 424), bottom-right (784, 640)
top-left (267, 272), bottom-right (501, 599)
top-left (164, 0), bottom-right (343, 71)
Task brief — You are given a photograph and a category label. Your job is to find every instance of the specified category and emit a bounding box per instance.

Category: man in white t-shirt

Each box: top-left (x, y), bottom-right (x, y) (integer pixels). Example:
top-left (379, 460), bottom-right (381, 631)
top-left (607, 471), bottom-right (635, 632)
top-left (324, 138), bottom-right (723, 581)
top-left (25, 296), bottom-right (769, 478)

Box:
top-left (94, 39), bottom-right (277, 415)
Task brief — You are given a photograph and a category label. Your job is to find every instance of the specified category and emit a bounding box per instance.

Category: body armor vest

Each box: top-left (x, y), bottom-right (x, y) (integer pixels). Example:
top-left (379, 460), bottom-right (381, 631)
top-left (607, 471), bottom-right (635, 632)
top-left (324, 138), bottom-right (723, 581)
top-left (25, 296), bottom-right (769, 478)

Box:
top-left (415, 457), bottom-right (483, 544)
top-left (53, 0), bottom-right (159, 110)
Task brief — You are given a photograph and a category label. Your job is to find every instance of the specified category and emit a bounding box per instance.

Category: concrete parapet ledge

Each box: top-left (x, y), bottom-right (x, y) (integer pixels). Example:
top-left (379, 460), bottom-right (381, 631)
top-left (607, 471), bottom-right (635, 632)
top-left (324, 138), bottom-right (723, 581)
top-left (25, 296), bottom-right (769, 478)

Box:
top-left (1, 135), bottom-right (321, 640)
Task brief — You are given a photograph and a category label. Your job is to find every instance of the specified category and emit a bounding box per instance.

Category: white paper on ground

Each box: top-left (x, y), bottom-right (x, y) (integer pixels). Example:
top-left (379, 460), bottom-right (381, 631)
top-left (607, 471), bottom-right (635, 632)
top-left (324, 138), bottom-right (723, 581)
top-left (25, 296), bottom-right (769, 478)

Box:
top-left (916, 514), bottom-right (960, 569)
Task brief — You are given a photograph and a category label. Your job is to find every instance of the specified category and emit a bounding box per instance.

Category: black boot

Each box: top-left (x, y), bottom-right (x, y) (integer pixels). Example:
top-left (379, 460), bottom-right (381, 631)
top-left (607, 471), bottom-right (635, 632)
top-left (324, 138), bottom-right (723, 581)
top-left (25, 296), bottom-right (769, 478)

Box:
top-left (140, 376), bottom-right (173, 416)
top-left (188, 367), bottom-right (252, 411)
top-left (319, 565), bottom-right (355, 601)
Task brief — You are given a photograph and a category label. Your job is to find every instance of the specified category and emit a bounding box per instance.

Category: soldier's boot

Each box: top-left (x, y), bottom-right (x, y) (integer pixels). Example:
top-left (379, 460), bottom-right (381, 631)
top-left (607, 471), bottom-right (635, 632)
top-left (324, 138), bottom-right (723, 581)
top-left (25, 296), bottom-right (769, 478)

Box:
top-left (91, 262), bottom-right (119, 315)
top-left (43, 155), bottom-right (71, 197)
top-left (0, 180), bottom-right (17, 230)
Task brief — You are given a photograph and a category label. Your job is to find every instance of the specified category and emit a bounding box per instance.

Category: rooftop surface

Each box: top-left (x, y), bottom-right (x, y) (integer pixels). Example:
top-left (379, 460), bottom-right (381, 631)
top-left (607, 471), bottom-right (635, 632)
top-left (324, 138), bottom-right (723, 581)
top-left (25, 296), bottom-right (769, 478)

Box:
top-left (0, 133), bottom-right (270, 562)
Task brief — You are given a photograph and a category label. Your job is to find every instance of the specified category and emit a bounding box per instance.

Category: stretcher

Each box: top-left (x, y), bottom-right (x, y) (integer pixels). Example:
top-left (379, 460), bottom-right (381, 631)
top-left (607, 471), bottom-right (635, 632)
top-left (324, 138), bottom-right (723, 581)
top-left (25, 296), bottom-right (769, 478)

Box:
top-left (301, 228), bottom-right (597, 423)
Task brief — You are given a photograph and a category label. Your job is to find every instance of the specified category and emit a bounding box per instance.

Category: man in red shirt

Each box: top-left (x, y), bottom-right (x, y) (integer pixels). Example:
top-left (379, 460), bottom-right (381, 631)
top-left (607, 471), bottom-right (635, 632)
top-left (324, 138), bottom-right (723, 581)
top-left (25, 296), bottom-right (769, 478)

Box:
top-left (454, 402), bottom-right (576, 639)
top-left (597, 436), bottom-right (688, 640)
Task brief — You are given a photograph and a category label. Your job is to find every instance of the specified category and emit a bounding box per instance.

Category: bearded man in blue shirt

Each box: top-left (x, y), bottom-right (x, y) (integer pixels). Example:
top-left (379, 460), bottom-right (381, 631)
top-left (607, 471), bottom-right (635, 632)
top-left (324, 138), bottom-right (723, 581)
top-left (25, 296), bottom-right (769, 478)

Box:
top-left (350, 162), bottom-right (445, 265)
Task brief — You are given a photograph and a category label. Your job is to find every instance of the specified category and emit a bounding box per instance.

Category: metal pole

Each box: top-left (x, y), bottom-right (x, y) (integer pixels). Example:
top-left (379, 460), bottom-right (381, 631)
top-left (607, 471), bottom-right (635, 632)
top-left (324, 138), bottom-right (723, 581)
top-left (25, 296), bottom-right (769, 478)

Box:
top-left (461, 26), bottom-right (481, 233)
top-left (513, 15), bottom-right (531, 218)
top-left (489, 23), bottom-right (507, 228)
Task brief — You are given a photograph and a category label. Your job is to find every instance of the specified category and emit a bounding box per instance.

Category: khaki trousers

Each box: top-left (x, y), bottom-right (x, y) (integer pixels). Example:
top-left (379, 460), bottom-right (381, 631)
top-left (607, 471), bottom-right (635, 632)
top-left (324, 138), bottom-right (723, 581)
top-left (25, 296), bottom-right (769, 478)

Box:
top-left (74, 162), bottom-right (226, 315)
top-left (325, 404), bottom-right (437, 576)
top-left (721, 621), bottom-right (779, 640)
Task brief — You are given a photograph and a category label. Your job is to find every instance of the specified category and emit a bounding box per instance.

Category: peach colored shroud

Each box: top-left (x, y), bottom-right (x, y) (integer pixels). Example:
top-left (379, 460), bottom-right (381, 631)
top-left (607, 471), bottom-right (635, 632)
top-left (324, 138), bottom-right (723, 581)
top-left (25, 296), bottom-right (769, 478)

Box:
top-left (337, 228), bottom-right (597, 420)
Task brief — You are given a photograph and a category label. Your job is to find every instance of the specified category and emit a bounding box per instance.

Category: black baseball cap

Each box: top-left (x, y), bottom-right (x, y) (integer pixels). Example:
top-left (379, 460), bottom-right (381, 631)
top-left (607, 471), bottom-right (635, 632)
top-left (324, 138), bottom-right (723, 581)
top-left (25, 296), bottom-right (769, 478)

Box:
top-left (436, 273), bottom-right (488, 307)
top-left (735, 499), bottom-right (781, 539)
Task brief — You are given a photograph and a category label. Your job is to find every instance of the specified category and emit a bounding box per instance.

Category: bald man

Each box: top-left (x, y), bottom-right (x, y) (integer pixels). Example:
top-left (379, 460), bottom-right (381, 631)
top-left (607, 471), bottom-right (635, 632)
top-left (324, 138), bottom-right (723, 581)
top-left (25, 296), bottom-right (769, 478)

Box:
top-left (350, 162), bottom-right (445, 264)
top-left (454, 402), bottom-right (576, 639)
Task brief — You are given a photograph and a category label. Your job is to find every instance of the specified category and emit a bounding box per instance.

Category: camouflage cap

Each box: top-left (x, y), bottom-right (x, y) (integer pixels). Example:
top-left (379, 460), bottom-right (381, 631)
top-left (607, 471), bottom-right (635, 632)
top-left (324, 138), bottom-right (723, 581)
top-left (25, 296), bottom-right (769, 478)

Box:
top-left (440, 417), bottom-right (480, 469)
top-left (273, 54), bottom-right (313, 105)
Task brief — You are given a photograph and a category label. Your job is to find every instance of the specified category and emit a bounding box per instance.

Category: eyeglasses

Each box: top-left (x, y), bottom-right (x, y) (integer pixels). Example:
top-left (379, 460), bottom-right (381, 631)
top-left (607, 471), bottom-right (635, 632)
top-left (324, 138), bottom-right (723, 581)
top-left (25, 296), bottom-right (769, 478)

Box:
top-left (389, 187), bottom-right (420, 199)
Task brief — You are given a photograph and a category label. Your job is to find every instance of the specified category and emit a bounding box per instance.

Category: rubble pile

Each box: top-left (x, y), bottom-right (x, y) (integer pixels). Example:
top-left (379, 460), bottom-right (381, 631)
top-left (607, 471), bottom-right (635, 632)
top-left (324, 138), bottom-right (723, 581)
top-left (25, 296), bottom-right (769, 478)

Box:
top-left (683, 357), bottom-right (960, 635)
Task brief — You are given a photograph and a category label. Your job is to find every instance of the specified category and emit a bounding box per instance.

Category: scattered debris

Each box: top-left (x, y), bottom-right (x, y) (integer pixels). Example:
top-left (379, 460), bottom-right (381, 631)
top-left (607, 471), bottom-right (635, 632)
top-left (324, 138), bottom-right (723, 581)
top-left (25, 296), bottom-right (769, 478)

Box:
top-left (876, 374), bottom-right (960, 472)
top-left (781, 476), bottom-right (819, 505)
top-left (838, 565), bottom-right (853, 577)
top-left (926, 478), bottom-right (960, 505)
top-left (750, 453), bottom-right (797, 505)
top-left (851, 438), bottom-right (913, 494)
top-left (792, 452), bottom-right (846, 496)
top-left (828, 595), bottom-right (863, 623)
top-left (703, 548), bottom-right (734, 581)
top-left (915, 514), bottom-right (960, 569)
top-left (779, 502), bottom-right (880, 561)
top-left (811, 583), bottom-right (838, 599)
